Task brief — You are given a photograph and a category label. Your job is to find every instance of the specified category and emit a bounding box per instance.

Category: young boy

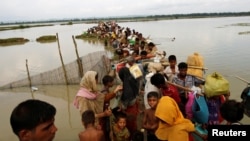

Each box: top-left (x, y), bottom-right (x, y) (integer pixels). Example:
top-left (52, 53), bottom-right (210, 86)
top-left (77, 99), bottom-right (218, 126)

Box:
top-left (163, 55), bottom-right (178, 81)
top-left (150, 73), bottom-right (181, 104)
top-left (143, 91), bottom-right (160, 141)
top-left (101, 75), bottom-right (115, 141)
top-left (79, 110), bottom-right (105, 141)
top-left (111, 112), bottom-right (130, 141)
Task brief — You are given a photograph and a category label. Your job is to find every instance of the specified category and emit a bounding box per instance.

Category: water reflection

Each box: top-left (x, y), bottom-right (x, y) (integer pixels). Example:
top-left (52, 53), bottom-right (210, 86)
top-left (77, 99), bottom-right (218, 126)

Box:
top-left (1, 17), bottom-right (250, 140)
top-left (0, 84), bottom-right (84, 141)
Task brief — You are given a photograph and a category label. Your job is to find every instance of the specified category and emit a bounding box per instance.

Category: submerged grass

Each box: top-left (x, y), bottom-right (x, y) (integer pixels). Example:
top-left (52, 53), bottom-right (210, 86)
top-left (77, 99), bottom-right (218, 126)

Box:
top-left (238, 31), bottom-right (250, 35)
top-left (75, 33), bottom-right (99, 39)
top-left (0, 38), bottom-right (29, 46)
top-left (0, 24), bottom-right (54, 31)
top-left (230, 23), bottom-right (250, 26)
top-left (36, 35), bottom-right (57, 43)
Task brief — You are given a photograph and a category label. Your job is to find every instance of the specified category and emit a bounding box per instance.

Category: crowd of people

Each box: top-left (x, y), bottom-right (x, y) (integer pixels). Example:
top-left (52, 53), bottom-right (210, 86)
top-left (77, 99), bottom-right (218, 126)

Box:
top-left (9, 21), bottom-right (250, 141)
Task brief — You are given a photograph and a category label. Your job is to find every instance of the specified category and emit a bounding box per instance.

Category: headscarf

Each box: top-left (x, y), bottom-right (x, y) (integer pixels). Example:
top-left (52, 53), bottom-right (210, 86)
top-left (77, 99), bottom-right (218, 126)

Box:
top-left (80, 71), bottom-right (98, 92)
top-left (155, 96), bottom-right (195, 141)
top-left (118, 67), bottom-right (139, 107)
top-left (73, 71), bottom-right (105, 127)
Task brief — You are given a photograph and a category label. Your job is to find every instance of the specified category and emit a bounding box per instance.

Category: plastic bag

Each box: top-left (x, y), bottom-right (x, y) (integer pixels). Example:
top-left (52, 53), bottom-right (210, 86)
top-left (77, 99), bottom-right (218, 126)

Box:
top-left (204, 72), bottom-right (229, 98)
top-left (185, 91), bottom-right (196, 119)
top-left (192, 95), bottom-right (209, 124)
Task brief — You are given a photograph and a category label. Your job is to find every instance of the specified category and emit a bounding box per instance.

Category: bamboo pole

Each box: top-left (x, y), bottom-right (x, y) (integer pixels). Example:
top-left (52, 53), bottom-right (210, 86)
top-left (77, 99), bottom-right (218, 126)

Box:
top-left (166, 81), bottom-right (204, 96)
top-left (56, 33), bottom-right (69, 85)
top-left (235, 75), bottom-right (250, 84)
top-left (72, 35), bottom-right (83, 78)
top-left (26, 59), bottom-right (34, 99)
top-left (188, 66), bottom-right (208, 70)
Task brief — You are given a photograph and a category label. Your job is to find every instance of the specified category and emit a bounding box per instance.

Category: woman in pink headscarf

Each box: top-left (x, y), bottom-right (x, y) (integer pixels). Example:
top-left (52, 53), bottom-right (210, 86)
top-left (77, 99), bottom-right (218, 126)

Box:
top-left (73, 71), bottom-right (122, 127)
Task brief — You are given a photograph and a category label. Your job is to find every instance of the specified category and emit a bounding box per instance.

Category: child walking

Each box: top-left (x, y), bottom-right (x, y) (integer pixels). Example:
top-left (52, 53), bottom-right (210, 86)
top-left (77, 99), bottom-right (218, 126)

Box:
top-left (79, 110), bottom-right (105, 141)
top-left (143, 91), bottom-right (160, 141)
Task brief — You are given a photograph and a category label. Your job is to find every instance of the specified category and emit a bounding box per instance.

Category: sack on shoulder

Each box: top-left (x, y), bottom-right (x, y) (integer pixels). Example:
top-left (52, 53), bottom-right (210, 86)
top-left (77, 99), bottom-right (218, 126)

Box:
top-left (204, 72), bottom-right (229, 98)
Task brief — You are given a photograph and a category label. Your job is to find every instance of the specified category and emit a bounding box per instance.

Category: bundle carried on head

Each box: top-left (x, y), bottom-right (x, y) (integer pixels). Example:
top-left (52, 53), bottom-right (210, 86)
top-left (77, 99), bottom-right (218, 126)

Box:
top-left (147, 62), bottom-right (164, 74)
top-left (186, 52), bottom-right (204, 78)
top-left (204, 72), bottom-right (230, 98)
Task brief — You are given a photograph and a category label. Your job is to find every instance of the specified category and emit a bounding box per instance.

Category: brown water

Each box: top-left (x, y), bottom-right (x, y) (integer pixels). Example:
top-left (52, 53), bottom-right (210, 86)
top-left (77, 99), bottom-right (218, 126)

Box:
top-left (1, 16), bottom-right (250, 140)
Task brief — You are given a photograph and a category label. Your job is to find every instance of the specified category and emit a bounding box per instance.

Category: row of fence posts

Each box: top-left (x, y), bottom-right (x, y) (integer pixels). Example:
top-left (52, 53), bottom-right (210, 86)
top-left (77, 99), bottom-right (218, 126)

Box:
top-left (26, 33), bottom-right (84, 96)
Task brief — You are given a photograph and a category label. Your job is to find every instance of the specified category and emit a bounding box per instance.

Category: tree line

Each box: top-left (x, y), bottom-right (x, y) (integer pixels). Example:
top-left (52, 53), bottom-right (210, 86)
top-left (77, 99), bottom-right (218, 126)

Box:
top-left (1, 11), bottom-right (250, 25)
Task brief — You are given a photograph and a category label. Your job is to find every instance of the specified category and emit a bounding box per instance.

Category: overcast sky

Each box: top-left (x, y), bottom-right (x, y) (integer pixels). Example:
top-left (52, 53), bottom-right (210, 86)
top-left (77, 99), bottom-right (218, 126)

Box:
top-left (1, 0), bottom-right (249, 22)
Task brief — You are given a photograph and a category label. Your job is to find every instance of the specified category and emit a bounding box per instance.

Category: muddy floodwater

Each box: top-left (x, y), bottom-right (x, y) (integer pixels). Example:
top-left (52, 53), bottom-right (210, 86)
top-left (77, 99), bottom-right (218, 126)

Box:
top-left (1, 16), bottom-right (250, 141)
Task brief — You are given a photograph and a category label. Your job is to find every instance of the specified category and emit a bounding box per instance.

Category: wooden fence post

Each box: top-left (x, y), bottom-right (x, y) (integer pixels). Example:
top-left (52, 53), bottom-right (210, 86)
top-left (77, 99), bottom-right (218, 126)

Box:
top-left (72, 35), bottom-right (83, 78)
top-left (26, 59), bottom-right (34, 99)
top-left (56, 33), bottom-right (69, 85)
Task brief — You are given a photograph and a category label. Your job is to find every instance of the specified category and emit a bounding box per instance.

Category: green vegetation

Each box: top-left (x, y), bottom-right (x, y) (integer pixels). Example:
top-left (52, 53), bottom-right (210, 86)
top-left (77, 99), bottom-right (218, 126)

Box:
top-left (0, 38), bottom-right (29, 46)
top-left (60, 21), bottom-right (73, 25)
top-left (231, 23), bottom-right (250, 26)
top-left (0, 24), bottom-right (54, 31)
top-left (238, 31), bottom-right (250, 35)
top-left (36, 35), bottom-right (57, 43)
top-left (1, 11), bottom-right (250, 26)
top-left (75, 32), bottom-right (99, 39)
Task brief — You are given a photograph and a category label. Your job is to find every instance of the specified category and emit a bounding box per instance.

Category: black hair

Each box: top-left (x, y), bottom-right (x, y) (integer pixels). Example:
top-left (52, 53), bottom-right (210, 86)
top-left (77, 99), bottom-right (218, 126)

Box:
top-left (168, 55), bottom-right (177, 62)
top-left (102, 75), bottom-right (114, 85)
top-left (132, 50), bottom-right (139, 56)
top-left (148, 42), bottom-right (155, 47)
top-left (150, 73), bottom-right (165, 87)
top-left (82, 110), bottom-right (95, 127)
top-left (147, 91), bottom-right (159, 99)
top-left (140, 40), bottom-right (145, 45)
top-left (10, 99), bottom-right (56, 135)
top-left (220, 99), bottom-right (244, 123)
top-left (178, 62), bottom-right (188, 69)
top-left (114, 112), bottom-right (127, 123)
top-left (140, 50), bottom-right (147, 56)
top-left (115, 49), bottom-right (123, 56)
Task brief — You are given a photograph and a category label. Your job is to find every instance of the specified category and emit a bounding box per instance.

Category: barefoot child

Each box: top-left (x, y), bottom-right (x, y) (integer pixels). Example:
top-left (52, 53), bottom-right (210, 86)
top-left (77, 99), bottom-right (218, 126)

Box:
top-left (79, 110), bottom-right (105, 141)
top-left (143, 91), bottom-right (160, 141)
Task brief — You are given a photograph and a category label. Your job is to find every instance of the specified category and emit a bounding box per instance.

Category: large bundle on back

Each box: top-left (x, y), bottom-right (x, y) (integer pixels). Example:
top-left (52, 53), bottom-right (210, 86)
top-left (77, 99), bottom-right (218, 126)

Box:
top-left (186, 52), bottom-right (204, 78)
